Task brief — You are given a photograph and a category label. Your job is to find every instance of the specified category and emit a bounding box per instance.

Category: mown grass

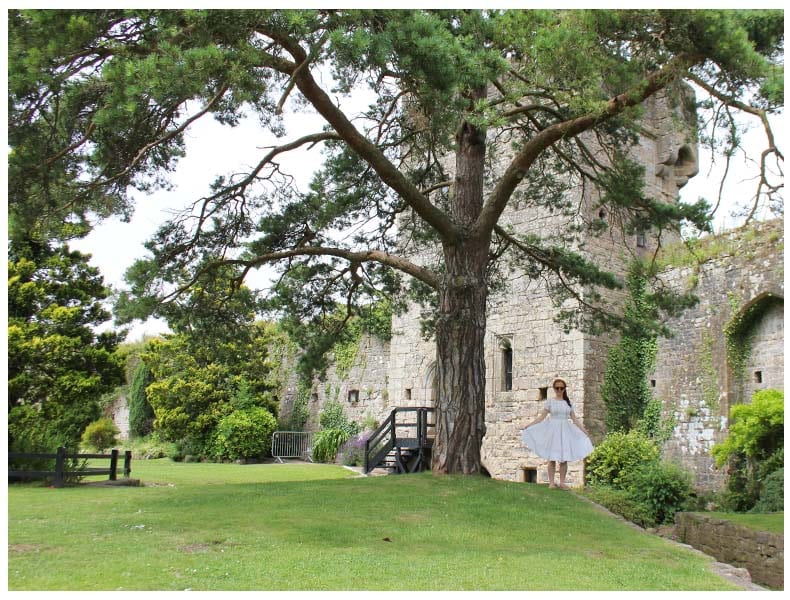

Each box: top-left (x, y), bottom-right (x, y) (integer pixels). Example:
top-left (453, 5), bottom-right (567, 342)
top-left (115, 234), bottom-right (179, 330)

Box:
top-left (701, 511), bottom-right (784, 535)
top-left (8, 460), bottom-right (742, 591)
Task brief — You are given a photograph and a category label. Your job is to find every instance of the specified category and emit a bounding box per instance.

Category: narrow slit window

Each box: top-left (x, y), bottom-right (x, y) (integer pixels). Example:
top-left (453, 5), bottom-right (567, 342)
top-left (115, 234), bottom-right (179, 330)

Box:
top-left (502, 347), bottom-right (513, 392)
top-left (754, 371), bottom-right (763, 384)
top-left (650, 379), bottom-right (656, 388)
top-left (539, 387), bottom-right (548, 400)
top-left (404, 388), bottom-right (412, 401)
top-left (348, 389), bottom-right (359, 403)
top-left (636, 231), bottom-right (647, 248)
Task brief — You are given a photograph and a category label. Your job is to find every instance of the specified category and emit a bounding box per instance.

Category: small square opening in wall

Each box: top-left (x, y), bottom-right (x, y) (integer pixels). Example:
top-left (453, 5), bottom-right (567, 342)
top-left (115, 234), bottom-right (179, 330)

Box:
top-left (521, 467), bottom-right (538, 484)
top-left (754, 371), bottom-right (763, 384)
top-left (404, 388), bottom-right (412, 401)
top-left (650, 379), bottom-right (656, 388)
top-left (539, 387), bottom-right (548, 400)
top-left (348, 389), bottom-right (359, 403)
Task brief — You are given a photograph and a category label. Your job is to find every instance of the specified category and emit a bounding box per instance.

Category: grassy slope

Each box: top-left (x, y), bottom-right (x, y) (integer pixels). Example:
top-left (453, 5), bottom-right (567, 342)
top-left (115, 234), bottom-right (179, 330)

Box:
top-left (8, 460), bottom-right (740, 591)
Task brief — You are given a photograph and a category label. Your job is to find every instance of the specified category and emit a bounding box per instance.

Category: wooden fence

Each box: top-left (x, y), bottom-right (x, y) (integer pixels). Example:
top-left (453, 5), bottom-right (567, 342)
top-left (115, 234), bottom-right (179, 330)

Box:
top-left (8, 447), bottom-right (132, 488)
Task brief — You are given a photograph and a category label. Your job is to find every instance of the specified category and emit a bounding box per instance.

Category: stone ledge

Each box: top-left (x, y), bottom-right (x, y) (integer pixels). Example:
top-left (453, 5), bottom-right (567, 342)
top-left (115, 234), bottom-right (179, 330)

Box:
top-left (675, 512), bottom-right (783, 589)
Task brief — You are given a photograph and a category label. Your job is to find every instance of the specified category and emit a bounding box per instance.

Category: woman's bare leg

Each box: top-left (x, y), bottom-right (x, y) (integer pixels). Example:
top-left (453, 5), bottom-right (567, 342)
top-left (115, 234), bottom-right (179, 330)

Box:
top-left (559, 462), bottom-right (568, 488)
top-left (547, 461), bottom-right (556, 488)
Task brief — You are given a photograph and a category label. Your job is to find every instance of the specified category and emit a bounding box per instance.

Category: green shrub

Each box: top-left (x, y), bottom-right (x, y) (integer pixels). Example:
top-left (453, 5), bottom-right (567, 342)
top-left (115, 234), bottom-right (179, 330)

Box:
top-left (583, 485), bottom-right (657, 528)
top-left (210, 408), bottom-right (277, 461)
top-left (586, 430), bottom-right (660, 488)
top-left (129, 361), bottom-right (155, 438)
top-left (711, 389), bottom-right (783, 466)
top-left (312, 428), bottom-right (351, 463)
top-left (751, 468), bottom-right (784, 513)
top-left (81, 418), bottom-right (120, 452)
top-left (623, 461), bottom-right (694, 524)
top-left (125, 432), bottom-right (175, 460)
top-left (168, 435), bottom-right (206, 462)
top-left (319, 401), bottom-right (361, 437)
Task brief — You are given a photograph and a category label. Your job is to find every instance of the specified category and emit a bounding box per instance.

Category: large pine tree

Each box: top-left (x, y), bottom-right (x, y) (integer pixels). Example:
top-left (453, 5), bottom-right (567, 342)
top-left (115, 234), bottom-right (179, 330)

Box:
top-left (8, 9), bottom-right (783, 473)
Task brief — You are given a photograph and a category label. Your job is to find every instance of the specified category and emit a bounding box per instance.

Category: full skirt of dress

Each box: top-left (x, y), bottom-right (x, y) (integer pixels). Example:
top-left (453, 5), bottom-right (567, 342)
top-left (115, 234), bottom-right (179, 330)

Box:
top-left (521, 418), bottom-right (593, 462)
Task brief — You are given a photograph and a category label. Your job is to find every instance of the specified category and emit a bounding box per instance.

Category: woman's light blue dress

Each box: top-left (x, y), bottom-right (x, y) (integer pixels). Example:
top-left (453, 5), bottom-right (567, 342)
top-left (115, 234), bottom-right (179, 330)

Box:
top-left (521, 399), bottom-right (593, 462)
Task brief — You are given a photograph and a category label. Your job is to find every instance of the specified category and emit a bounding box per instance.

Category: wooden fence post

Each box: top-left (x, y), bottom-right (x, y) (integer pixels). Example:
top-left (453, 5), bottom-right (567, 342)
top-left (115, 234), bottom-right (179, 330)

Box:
top-left (109, 449), bottom-right (119, 480)
top-left (53, 447), bottom-right (66, 488)
top-left (123, 451), bottom-right (132, 478)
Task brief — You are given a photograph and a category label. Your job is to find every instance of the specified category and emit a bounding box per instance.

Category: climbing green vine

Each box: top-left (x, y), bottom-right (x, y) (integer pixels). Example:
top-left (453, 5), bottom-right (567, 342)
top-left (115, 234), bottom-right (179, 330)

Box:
top-left (601, 261), bottom-right (659, 433)
top-left (698, 331), bottom-right (720, 414)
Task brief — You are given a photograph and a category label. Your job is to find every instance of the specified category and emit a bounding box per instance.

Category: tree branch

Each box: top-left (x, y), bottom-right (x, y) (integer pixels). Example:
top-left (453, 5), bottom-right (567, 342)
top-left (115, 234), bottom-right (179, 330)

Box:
top-left (165, 246), bottom-right (441, 303)
top-left (474, 53), bottom-right (702, 239)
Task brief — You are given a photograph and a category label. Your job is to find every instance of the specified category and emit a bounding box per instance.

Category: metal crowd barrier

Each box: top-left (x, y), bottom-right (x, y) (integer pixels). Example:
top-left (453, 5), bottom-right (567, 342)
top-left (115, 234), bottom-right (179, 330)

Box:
top-left (271, 431), bottom-right (314, 462)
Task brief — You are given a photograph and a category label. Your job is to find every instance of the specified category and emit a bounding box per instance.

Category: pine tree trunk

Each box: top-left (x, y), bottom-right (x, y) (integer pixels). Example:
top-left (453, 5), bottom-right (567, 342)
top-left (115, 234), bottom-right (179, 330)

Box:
top-left (432, 105), bottom-right (490, 474)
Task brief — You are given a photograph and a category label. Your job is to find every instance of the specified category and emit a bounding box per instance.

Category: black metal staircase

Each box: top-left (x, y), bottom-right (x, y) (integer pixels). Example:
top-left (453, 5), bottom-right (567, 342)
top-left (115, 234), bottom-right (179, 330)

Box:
top-left (364, 407), bottom-right (434, 474)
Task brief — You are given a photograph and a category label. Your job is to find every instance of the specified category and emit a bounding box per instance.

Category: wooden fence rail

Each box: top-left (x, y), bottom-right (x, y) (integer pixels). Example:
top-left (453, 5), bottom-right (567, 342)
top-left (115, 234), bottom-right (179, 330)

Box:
top-left (8, 447), bottom-right (132, 488)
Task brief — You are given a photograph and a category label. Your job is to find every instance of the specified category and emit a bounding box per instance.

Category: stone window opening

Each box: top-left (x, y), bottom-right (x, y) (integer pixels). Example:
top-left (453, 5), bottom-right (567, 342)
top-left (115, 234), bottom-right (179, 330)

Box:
top-left (521, 467), bottom-right (538, 484)
top-left (348, 389), bottom-right (359, 403)
top-left (754, 371), bottom-right (763, 384)
top-left (539, 387), bottom-right (548, 400)
top-left (404, 388), bottom-right (412, 401)
top-left (650, 379), bottom-right (656, 388)
top-left (598, 208), bottom-right (607, 220)
top-left (636, 230), bottom-right (647, 248)
top-left (499, 337), bottom-right (513, 392)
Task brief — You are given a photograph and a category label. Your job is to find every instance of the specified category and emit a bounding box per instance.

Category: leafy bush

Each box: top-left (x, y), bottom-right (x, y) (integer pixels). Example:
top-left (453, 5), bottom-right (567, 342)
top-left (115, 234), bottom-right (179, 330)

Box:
top-left (711, 389), bottom-right (783, 466)
top-left (338, 432), bottom-right (371, 466)
top-left (81, 417), bottom-right (120, 452)
top-left (622, 460), bottom-right (694, 524)
top-left (711, 389), bottom-right (784, 512)
top-left (129, 360), bottom-right (155, 437)
top-left (582, 485), bottom-right (657, 528)
top-left (319, 401), bottom-right (361, 437)
top-left (168, 435), bottom-right (206, 462)
top-left (210, 408), bottom-right (277, 461)
top-left (586, 430), bottom-right (660, 488)
top-left (312, 428), bottom-right (351, 463)
top-left (125, 432), bottom-right (175, 460)
top-left (751, 468), bottom-right (783, 513)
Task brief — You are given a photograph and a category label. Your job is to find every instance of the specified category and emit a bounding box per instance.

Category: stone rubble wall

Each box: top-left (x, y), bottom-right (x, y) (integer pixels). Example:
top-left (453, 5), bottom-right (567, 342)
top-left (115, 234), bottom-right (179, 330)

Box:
top-left (651, 219), bottom-right (784, 490)
top-left (675, 512), bottom-right (784, 589)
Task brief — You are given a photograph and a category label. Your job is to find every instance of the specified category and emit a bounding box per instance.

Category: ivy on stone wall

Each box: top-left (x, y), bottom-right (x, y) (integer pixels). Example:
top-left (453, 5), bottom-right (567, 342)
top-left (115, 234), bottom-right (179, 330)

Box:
top-left (601, 261), bottom-right (659, 433)
top-left (699, 331), bottom-right (720, 414)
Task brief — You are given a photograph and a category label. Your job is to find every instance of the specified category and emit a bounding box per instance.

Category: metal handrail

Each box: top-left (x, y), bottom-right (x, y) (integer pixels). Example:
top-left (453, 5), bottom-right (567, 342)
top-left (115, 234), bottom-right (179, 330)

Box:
top-left (364, 407), bottom-right (435, 473)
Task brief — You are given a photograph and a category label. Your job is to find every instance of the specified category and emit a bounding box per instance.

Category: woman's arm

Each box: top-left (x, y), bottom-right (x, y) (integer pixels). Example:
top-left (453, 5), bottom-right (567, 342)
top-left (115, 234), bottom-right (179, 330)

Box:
top-left (570, 410), bottom-right (590, 436)
top-left (524, 409), bottom-right (549, 429)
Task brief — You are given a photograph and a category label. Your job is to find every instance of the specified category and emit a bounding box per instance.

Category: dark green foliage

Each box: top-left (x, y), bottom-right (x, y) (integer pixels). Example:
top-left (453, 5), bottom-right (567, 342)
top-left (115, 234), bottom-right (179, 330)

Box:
top-left (586, 430), bottom-right (660, 488)
top-left (712, 389), bottom-right (783, 512)
top-left (319, 401), bottom-right (361, 437)
top-left (129, 361), bottom-right (155, 438)
top-left (80, 417), bottom-right (120, 452)
top-left (750, 467), bottom-right (783, 513)
top-left (601, 262), bottom-right (661, 433)
top-left (142, 323), bottom-right (280, 454)
top-left (311, 429), bottom-right (351, 463)
top-left (210, 407), bottom-right (278, 461)
top-left (8, 242), bottom-right (125, 451)
top-left (621, 461), bottom-right (694, 524)
top-left (582, 485), bottom-right (658, 529)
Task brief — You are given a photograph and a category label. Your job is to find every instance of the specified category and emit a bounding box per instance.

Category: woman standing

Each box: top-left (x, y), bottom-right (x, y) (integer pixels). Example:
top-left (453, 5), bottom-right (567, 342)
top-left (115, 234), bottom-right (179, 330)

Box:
top-left (521, 378), bottom-right (593, 489)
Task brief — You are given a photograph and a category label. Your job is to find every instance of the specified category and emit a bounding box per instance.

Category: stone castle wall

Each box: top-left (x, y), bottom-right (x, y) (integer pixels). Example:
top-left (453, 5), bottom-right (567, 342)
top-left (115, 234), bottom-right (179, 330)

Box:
top-left (296, 85), bottom-right (783, 490)
top-left (651, 219), bottom-right (784, 489)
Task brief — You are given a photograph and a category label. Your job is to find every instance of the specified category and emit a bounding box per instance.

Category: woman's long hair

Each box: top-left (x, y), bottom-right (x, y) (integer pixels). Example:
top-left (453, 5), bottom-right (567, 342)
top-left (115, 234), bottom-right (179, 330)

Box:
top-left (553, 378), bottom-right (572, 408)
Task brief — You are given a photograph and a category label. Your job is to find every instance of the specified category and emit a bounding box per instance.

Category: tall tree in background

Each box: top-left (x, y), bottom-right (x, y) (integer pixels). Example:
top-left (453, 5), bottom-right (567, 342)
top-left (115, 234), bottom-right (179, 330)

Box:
top-left (7, 242), bottom-right (125, 450)
top-left (8, 10), bottom-right (783, 473)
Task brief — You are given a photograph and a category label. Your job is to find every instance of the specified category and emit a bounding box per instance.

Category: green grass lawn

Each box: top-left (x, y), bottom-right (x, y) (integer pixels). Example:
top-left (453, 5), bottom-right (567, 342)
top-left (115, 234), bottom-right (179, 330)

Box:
top-left (8, 460), bottom-right (742, 591)
top-left (701, 511), bottom-right (784, 535)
